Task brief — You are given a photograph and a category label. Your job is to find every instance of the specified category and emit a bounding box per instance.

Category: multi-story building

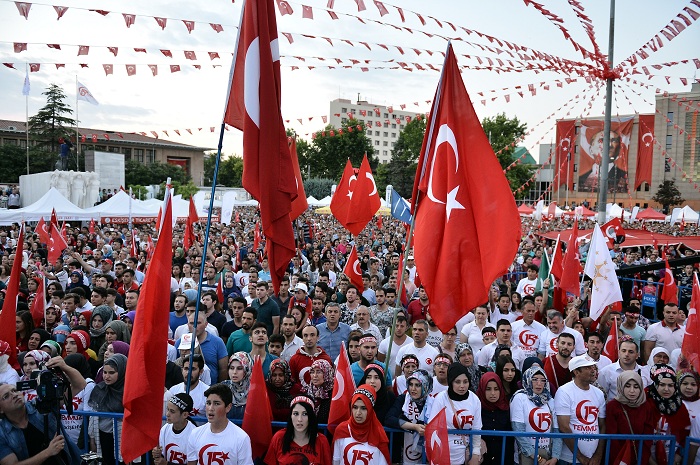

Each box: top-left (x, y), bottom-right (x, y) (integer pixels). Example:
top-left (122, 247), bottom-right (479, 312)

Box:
top-left (0, 119), bottom-right (211, 185)
top-left (328, 98), bottom-right (421, 164)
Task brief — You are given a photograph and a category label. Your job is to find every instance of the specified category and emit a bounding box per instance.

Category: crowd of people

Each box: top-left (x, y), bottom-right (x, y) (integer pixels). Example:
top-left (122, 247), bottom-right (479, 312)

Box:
top-left (0, 207), bottom-right (698, 465)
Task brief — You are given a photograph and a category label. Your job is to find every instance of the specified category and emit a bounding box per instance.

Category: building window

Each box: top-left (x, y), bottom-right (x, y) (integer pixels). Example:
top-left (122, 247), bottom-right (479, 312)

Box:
top-left (341, 107), bottom-right (347, 113)
top-left (383, 141), bottom-right (388, 146)
top-left (383, 132), bottom-right (388, 137)
top-left (575, 126), bottom-right (580, 134)
top-left (351, 109), bottom-right (356, 114)
top-left (391, 132), bottom-right (396, 138)
top-left (391, 142), bottom-right (396, 147)
top-left (19, 140), bottom-right (27, 148)
top-left (341, 118), bottom-right (347, 123)
top-left (573, 164), bottom-right (578, 172)
top-left (574, 144), bottom-right (578, 154)
top-left (392, 124), bottom-right (396, 128)
top-left (146, 149), bottom-right (156, 164)
top-left (375, 131), bottom-right (380, 136)
top-left (643, 203), bottom-right (649, 208)
top-left (383, 150), bottom-right (387, 156)
top-left (122, 148), bottom-right (131, 161)
top-left (134, 149), bottom-right (144, 163)
top-left (94, 145), bottom-right (106, 151)
top-left (666, 134), bottom-right (672, 149)
top-left (374, 140), bottom-right (379, 146)
top-left (667, 111), bottom-right (674, 124)
top-left (645, 183), bottom-right (650, 192)
top-left (109, 146), bottom-right (120, 153)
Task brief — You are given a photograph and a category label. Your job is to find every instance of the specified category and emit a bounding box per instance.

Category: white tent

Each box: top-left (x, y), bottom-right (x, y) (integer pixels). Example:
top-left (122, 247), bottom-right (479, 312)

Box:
top-left (670, 205), bottom-right (699, 224)
top-left (317, 196), bottom-right (332, 207)
top-left (84, 190), bottom-right (158, 220)
top-left (603, 203), bottom-right (631, 221)
top-left (0, 188), bottom-right (94, 225)
top-left (306, 196), bottom-right (322, 206)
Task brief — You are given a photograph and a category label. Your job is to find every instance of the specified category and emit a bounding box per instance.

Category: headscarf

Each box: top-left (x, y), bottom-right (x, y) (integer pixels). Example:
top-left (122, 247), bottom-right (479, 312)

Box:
top-left (514, 365), bottom-right (552, 407)
top-left (110, 341), bottom-right (131, 357)
top-left (455, 343), bottom-right (481, 392)
top-left (477, 372), bottom-right (509, 411)
top-left (521, 356), bottom-right (544, 375)
top-left (53, 324), bottom-right (71, 344)
top-left (333, 385), bottom-right (390, 464)
top-left (67, 330), bottom-right (91, 360)
top-left (303, 359), bottom-right (334, 404)
top-left (615, 370), bottom-right (646, 408)
top-left (489, 344), bottom-right (512, 371)
top-left (65, 353), bottom-right (92, 379)
top-left (180, 279), bottom-right (196, 293)
top-left (447, 362), bottom-right (471, 401)
top-left (41, 340), bottom-right (61, 357)
top-left (104, 320), bottom-right (132, 343)
top-left (224, 352), bottom-right (252, 407)
top-left (29, 329), bottom-right (51, 348)
top-left (649, 364), bottom-right (683, 415)
top-left (90, 305), bottom-right (115, 338)
top-left (123, 311), bottom-right (136, 325)
top-left (67, 271), bottom-right (83, 290)
top-left (88, 353), bottom-right (127, 413)
top-left (21, 350), bottom-right (50, 379)
top-left (183, 288), bottom-right (198, 302)
top-left (81, 310), bottom-right (93, 325)
top-left (404, 369), bottom-right (432, 410)
top-left (677, 369), bottom-right (700, 402)
top-left (102, 244), bottom-right (113, 258)
top-left (266, 359), bottom-right (294, 393)
top-left (647, 347), bottom-right (670, 367)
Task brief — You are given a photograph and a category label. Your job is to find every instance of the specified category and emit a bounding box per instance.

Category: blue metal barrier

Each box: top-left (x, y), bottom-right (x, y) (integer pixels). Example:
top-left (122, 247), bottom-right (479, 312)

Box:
top-left (66, 410), bottom-right (683, 465)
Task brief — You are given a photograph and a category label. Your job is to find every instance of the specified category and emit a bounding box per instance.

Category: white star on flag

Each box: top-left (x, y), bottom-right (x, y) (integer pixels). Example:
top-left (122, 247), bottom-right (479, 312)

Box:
top-left (584, 223), bottom-right (622, 321)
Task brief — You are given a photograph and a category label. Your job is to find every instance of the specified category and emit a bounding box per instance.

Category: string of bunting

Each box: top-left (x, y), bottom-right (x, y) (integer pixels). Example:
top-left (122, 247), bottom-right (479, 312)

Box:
top-left (626, 76), bottom-right (700, 113)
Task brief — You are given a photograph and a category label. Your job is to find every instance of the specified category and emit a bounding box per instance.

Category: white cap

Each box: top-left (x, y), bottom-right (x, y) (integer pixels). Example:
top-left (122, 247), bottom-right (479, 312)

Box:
top-left (177, 333), bottom-right (199, 350)
top-left (569, 354), bottom-right (596, 372)
top-left (294, 283), bottom-right (308, 293)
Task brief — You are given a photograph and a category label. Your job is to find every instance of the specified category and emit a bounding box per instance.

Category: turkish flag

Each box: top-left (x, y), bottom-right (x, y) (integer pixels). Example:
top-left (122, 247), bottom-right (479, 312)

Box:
top-left (681, 212), bottom-right (686, 232)
top-left (155, 207), bottom-right (162, 233)
top-left (242, 357), bottom-right (273, 458)
top-left (425, 407), bottom-right (450, 465)
top-left (30, 275), bottom-right (45, 327)
top-left (342, 245), bottom-right (363, 291)
top-left (558, 220), bottom-right (581, 297)
top-left (288, 137), bottom-right (308, 220)
top-left (550, 239), bottom-right (564, 282)
top-left (410, 44), bottom-right (520, 332)
top-left (0, 224), bottom-right (24, 368)
top-left (131, 229), bottom-right (138, 258)
top-left (216, 273), bottom-right (224, 304)
top-left (602, 218), bottom-right (625, 246)
top-left (612, 439), bottom-right (634, 465)
top-left (253, 222), bottom-right (261, 252)
top-left (661, 252), bottom-right (678, 304)
top-left (602, 318), bottom-right (619, 362)
top-left (121, 191), bottom-right (173, 463)
top-left (223, 0), bottom-right (297, 294)
top-left (183, 197), bottom-right (198, 250)
top-left (635, 114), bottom-right (655, 190)
top-left (36, 217), bottom-right (50, 245)
top-left (682, 273), bottom-right (700, 373)
top-left (330, 159), bottom-right (354, 227)
top-left (327, 344), bottom-right (356, 434)
top-left (89, 218), bottom-right (95, 235)
top-left (555, 120), bottom-right (576, 190)
top-left (47, 223), bottom-right (68, 264)
top-left (376, 214), bottom-right (383, 230)
top-left (344, 154), bottom-right (381, 235)
top-left (547, 201), bottom-right (557, 219)
top-left (50, 208), bottom-right (59, 229)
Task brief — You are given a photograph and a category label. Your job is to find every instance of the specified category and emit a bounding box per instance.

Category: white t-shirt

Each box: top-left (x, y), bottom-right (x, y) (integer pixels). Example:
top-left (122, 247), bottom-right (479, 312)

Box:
top-left (234, 271), bottom-right (251, 289)
top-left (516, 277), bottom-right (538, 296)
top-left (159, 421), bottom-right (197, 464)
top-left (590, 354), bottom-right (612, 371)
top-left (489, 309), bottom-right (519, 326)
top-left (510, 391), bottom-right (558, 450)
top-left (333, 435), bottom-right (388, 465)
top-left (537, 327), bottom-right (586, 357)
top-left (378, 336), bottom-right (413, 373)
top-left (683, 399), bottom-right (700, 465)
top-left (429, 391), bottom-right (483, 464)
top-left (460, 322), bottom-right (487, 353)
top-left (174, 322), bottom-right (219, 341)
top-left (511, 320), bottom-right (547, 358)
top-left (455, 313), bottom-right (474, 336)
top-left (0, 369), bottom-right (19, 385)
top-left (187, 421), bottom-right (253, 465)
top-left (554, 381), bottom-right (606, 462)
top-left (165, 381), bottom-right (210, 418)
top-left (426, 328), bottom-right (444, 348)
top-left (431, 377), bottom-right (448, 396)
top-left (475, 341), bottom-right (527, 370)
top-left (395, 344), bottom-right (440, 375)
top-left (62, 381), bottom-right (96, 444)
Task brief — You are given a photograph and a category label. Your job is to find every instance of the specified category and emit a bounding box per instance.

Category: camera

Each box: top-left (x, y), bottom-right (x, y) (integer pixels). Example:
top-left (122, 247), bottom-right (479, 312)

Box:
top-left (17, 366), bottom-right (72, 415)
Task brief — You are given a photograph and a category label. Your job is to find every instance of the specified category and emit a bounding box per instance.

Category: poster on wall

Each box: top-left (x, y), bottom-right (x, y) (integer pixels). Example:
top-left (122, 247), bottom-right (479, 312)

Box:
top-left (577, 116), bottom-right (634, 193)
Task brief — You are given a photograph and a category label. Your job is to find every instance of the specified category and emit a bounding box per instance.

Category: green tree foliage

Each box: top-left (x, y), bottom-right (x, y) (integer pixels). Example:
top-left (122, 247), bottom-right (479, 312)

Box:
top-left (652, 179), bottom-right (685, 213)
top-left (385, 116), bottom-right (426, 197)
top-left (303, 177), bottom-right (335, 199)
top-left (481, 113), bottom-right (534, 199)
top-left (155, 180), bottom-right (199, 200)
top-left (0, 145), bottom-right (59, 182)
top-left (28, 84), bottom-right (76, 154)
top-left (203, 154), bottom-right (244, 187)
top-left (125, 159), bottom-right (189, 187)
top-left (304, 119), bottom-right (377, 180)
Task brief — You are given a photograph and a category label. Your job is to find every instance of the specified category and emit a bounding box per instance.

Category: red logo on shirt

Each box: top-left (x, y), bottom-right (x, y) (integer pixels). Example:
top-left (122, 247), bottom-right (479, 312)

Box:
top-left (425, 358), bottom-right (433, 365)
top-left (523, 284), bottom-right (535, 295)
top-left (575, 400), bottom-right (599, 425)
top-left (198, 444), bottom-right (230, 465)
top-left (343, 441), bottom-right (374, 465)
top-left (519, 331), bottom-right (538, 348)
top-left (549, 338), bottom-right (558, 353)
top-left (165, 443), bottom-right (187, 464)
top-left (452, 409), bottom-right (474, 429)
top-left (528, 408), bottom-right (552, 433)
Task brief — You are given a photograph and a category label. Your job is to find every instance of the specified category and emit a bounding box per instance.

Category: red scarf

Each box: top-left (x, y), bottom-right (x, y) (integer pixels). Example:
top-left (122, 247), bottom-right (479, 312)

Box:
top-left (333, 385), bottom-right (390, 464)
top-left (476, 372), bottom-right (510, 411)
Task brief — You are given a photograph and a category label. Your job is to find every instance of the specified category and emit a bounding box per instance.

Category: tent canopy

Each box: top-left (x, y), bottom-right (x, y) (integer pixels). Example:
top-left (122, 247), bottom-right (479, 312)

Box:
top-left (517, 204), bottom-right (535, 215)
top-left (0, 188), bottom-right (94, 225)
top-left (84, 190), bottom-right (158, 219)
top-left (635, 208), bottom-right (667, 221)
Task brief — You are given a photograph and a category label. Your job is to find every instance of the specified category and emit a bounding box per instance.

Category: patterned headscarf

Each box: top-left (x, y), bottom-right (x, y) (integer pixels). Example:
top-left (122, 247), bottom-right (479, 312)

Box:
top-left (303, 359), bottom-right (334, 405)
top-left (266, 358), bottom-right (294, 393)
top-left (405, 369), bottom-right (432, 410)
top-left (677, 369), bottom-right (700, 402)
top-left (224, 352), bottom-right (253, 407)
top-left (489, 344), bottom-right (512, 371)
top-left (513, 365), bottom-right (552, 407)
top-left (649, 364), bottom-right (683, 415)
top-left (455, 343), bottom-right (481, 392)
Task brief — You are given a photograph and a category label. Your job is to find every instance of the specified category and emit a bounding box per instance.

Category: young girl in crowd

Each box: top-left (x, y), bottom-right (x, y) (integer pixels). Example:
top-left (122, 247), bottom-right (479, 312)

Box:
top-left (359, 364), bottom-right (395, 424)
top-left (386, 369), bottom-right (432, 465)
top-left (223, 351), bottom-right (252, 420)
top-left (88, 353), bottom-right (127, 465)
top-left (496, 354), bottom-right (521, 400)
top-left (678, 369), bottom-right (700, 465)
top-left (477, 372), bottom-right (514, 464)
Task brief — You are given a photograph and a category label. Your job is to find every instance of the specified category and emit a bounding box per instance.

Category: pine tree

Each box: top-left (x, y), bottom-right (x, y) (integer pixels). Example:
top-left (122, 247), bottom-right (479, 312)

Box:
top-left (28, 84), bottom-right (76, 154)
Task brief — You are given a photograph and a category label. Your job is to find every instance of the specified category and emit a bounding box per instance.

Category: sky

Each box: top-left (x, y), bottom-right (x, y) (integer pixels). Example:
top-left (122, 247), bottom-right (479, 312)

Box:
top-left (1, 0), bottom-right (698, 163)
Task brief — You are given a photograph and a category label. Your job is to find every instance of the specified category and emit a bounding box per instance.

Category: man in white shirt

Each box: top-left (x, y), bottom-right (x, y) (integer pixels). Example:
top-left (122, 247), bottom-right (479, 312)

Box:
top-left (510, 299), bottom-right (546, 358)
top-left (476, 319), bottom-right (526, 369)
top-left (349, 305), bottom-right (382, 341)
top-left (584, 332), bottom-right (612, 370)
top-left (537, 310), bottom-right (586, 358)
top-left (598, 339), bottom-right (651, 398)
top-left (279, 314), bottom-right (303, 362)
top-left (642, 303), bottom-right (686, 363)
top-left (395, 319), bottom-right (439, 376)
top-left (378, 314), bottom-right (413, 371)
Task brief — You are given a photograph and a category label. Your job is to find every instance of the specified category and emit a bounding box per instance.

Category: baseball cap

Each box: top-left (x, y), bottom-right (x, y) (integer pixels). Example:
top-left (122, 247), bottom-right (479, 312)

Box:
top-left (101, 258), bottom-right (113, 266)
top-left (569, 354), bottom-right (596, 372)
top-left (407, 255), bottom-right (414, 260)
top-left (177, 333), bottom-right (199, 350)
top-left (294, 283), bottom-right (308, 293)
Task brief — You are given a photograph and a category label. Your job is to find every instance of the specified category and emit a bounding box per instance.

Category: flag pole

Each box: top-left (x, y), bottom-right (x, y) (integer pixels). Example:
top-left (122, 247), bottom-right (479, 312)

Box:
top-left (186, 0), bottom-right (247, 394)
top-left (385, 41), bottom-right (450, 376)
top-left (75, 75), bottom-right (80, 171)
top-left (25, 63), bottom-right (29, 175)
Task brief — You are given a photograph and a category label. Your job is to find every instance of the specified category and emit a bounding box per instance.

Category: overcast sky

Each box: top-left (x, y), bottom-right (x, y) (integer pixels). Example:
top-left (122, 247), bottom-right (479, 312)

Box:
top-left (1, 0), bottom-right (698, 160)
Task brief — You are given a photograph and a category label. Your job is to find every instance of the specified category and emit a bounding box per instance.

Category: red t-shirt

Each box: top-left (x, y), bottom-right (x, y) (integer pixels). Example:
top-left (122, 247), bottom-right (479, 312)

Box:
top-left (543, 354), bottom-right (572, 396)
top-left (264, 429), bottom-right (332, 465)
top-left (407, 299), bottom-right (429, 323)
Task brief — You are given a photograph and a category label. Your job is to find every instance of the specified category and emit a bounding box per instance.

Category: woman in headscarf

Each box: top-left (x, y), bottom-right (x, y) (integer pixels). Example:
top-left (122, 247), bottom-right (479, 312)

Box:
top-left (678, 369), bottom-right (700, 465)
top-left (455, 343), bottom-right (484, 393)
top-left (265, 358), bottom-right (302, 422)
top-left (511, 365), bottom-right (561, 465)
top-left (429, 363), bottom-right (483, 465)
top-left (302, 359), bottom-right (334, 424)
top-left (26, 328), bottom-right (51, 351)
top-left (264, 395), bottom-right (332, 465)
top-left (332, 385), bottom-right (390, 465)
top-left (95, 341), bottom-right (131, 383)
top-left (488, 343), bottom-right (512, 372)
top-left (88, 353), bottom-right (127, 465)
top-left (386, 369), bottom-right (433, 465)
top-left (89, 305), bottom-right (114, 353)
top-left (477, 372), bottom-right (515, 465)
top-left (645, 364), bottom-right (691, 464)
top-left (121, 311), bottom-right (136, 334)
top-left (360, 363), bottom-right (395, 424)
top-left (63, 353), bottom-right (96, 446)
top-left (642, 347), bottom-right (671, 382)
top-left (606, 371), bottom-right (655, 465)
top-left (222, 351), bottom-right (252, 420)
top-left (44, 305), bottom-right (62, 333)
top-left (98, 320), bottom-right (132, 361)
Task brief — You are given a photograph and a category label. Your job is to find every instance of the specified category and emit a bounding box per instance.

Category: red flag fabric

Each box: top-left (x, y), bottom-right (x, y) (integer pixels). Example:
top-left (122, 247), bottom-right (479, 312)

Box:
top-left (0, 224), bottom-right (24, 368)
top-left (410, 44), bottom-right (520, 332)
top-left (89, 218), bottom-right (95, 235)
top-left (681, 213), bottom-right (686, 232)
top-left (47, 223), bottom-right (68, 264)
top-left (216, 273), bottom-right (224, 304)
top-left (342, 245), bottom-right (363, 291)
top-left (344, 154), bottom-right (381, 235)
top-left (155, 207), bottom-right (162, 232)
top-left (242, 357), bottom-right (273, 458)
top-left (555, 120), bottom-right (576, 190)
top-left (224, 0), bottom-right (297, 294)
top-left (397, 253), bottom-right (409, 307)
top-left (60, 221), bottom-right (66, 239)
top-left (682, 273), bottom-right (700, 373)
top-left (558, 220), bottom-right (581, 297)
top-left (183, 197), bottom-right (198, 250)
top-left (288, 137), bottom-right (308, 220)
top-left (147, 235), bottom-right (155, 260)
top-left (635, 114), bottom-right (655, 190)
top-left (330, 159), bottom-right (354, 227)
top-left (425, 407), bottom-right (450, 465)
top-left (547, 201), bottom-right (557, 219)
top-left (130, 229), bottom-right (138, 258)
top-left (376, 214), bottom-right (383, 230)
top-left (327, 344), bottom-right (356, 434)
top-left (550, 239), bottom-right (564, 282)
top-left (602, 318), bottom-right (619, 362)
top-left (35, 217), bottom-right (50, 245)
top-left (121, 191), bottom-right (173, 463)
top-left (50, 208), bottom-right (58, 229)
top-left (661, 254), bottom-right (678, 304)
top-left (602, 217), bottom-right (625, 247)
top-left (612, 439), bottom-right (635, 465)
top-left (30, 275), bottom-right (45, 327)
top-left (253, 222), bottom-right (261, 253)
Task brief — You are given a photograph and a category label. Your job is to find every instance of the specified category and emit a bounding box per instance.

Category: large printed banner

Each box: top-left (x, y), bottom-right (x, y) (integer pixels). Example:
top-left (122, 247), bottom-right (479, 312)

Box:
top-left (635, 114), bottom-right (655, 190)
top-left (555, 120), bottom-right (576, 191)
top-left (577, 116), bottom-right (634, 193)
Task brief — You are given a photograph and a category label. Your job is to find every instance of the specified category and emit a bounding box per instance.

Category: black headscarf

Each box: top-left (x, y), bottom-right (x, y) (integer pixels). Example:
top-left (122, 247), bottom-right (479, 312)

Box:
top-left (447, 362), bottom-right (471, 401)
top-left (65, 353), bottom-right (92, 379)
top-left (88, 353), bottom-right (127, 413)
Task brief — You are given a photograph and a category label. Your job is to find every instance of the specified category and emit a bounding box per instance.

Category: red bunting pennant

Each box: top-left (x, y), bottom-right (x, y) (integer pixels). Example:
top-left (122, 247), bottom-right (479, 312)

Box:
top-left (123, 13), bottom-right (135, 27)
top-left (29, 63), bottom-right (40, 72)
top-left (210, 23), bottom-right (223, 32)
top-left (53, 5), bottom-right (67, 19)
top-left (154, 17), bottom-right (167, 29)
top-left (126, 64), bottom-right (136, 76)
top-left (13, 43), bottom-right (27, 53)
top-left (148, 64), bottom-right (157, 76)
top-left (103, 64), bottom-right (113, 75)
top-left (15, 2), bottom-right (31, 19)
top-left (182, 20), bottom-right (195, 33)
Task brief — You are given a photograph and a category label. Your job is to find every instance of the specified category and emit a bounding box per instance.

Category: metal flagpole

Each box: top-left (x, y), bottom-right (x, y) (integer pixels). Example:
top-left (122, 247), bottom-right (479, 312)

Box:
top-left (597, 0), bottom-right (616, 224)
top-left (25, 63), bottom-right (29, 175)
top-left (75, 75), bottom-right (80, 171)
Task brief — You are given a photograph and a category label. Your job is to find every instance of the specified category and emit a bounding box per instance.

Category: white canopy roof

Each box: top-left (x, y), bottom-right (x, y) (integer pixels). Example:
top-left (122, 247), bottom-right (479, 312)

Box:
top-left (83, 190), bottom-right (158, 218)
top-left (317, 196), bottom-right (332, 207)
top-left (306, 196), bottom-right (322, 206)
top-left (0, 188), bottom-right (94, 225)
top-left (670, 205), bottom-right (699, 224)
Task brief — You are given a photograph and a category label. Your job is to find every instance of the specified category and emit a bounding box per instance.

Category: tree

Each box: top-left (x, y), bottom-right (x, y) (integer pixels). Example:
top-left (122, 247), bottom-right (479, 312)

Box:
top-left (202, 154), bottom-right (244, 187)
top-left (653, 180), bottom-right (684, 213)
top-left (156, 180), bottom-right (199, 200)
top-left (385, 116), bottom-right (426, 197)
top-left (307, 119), bottom-right (377, 180)
top-left (303, 177), bottom-right (334, 199)
top-left (0, 145), bottom-right (58, 182)
top-left (28, 84), bottom-right (76, 154)
top-left (125, 160), bottom-right (190, 187)
top-left (481, 113), bottom-right (535, 199)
